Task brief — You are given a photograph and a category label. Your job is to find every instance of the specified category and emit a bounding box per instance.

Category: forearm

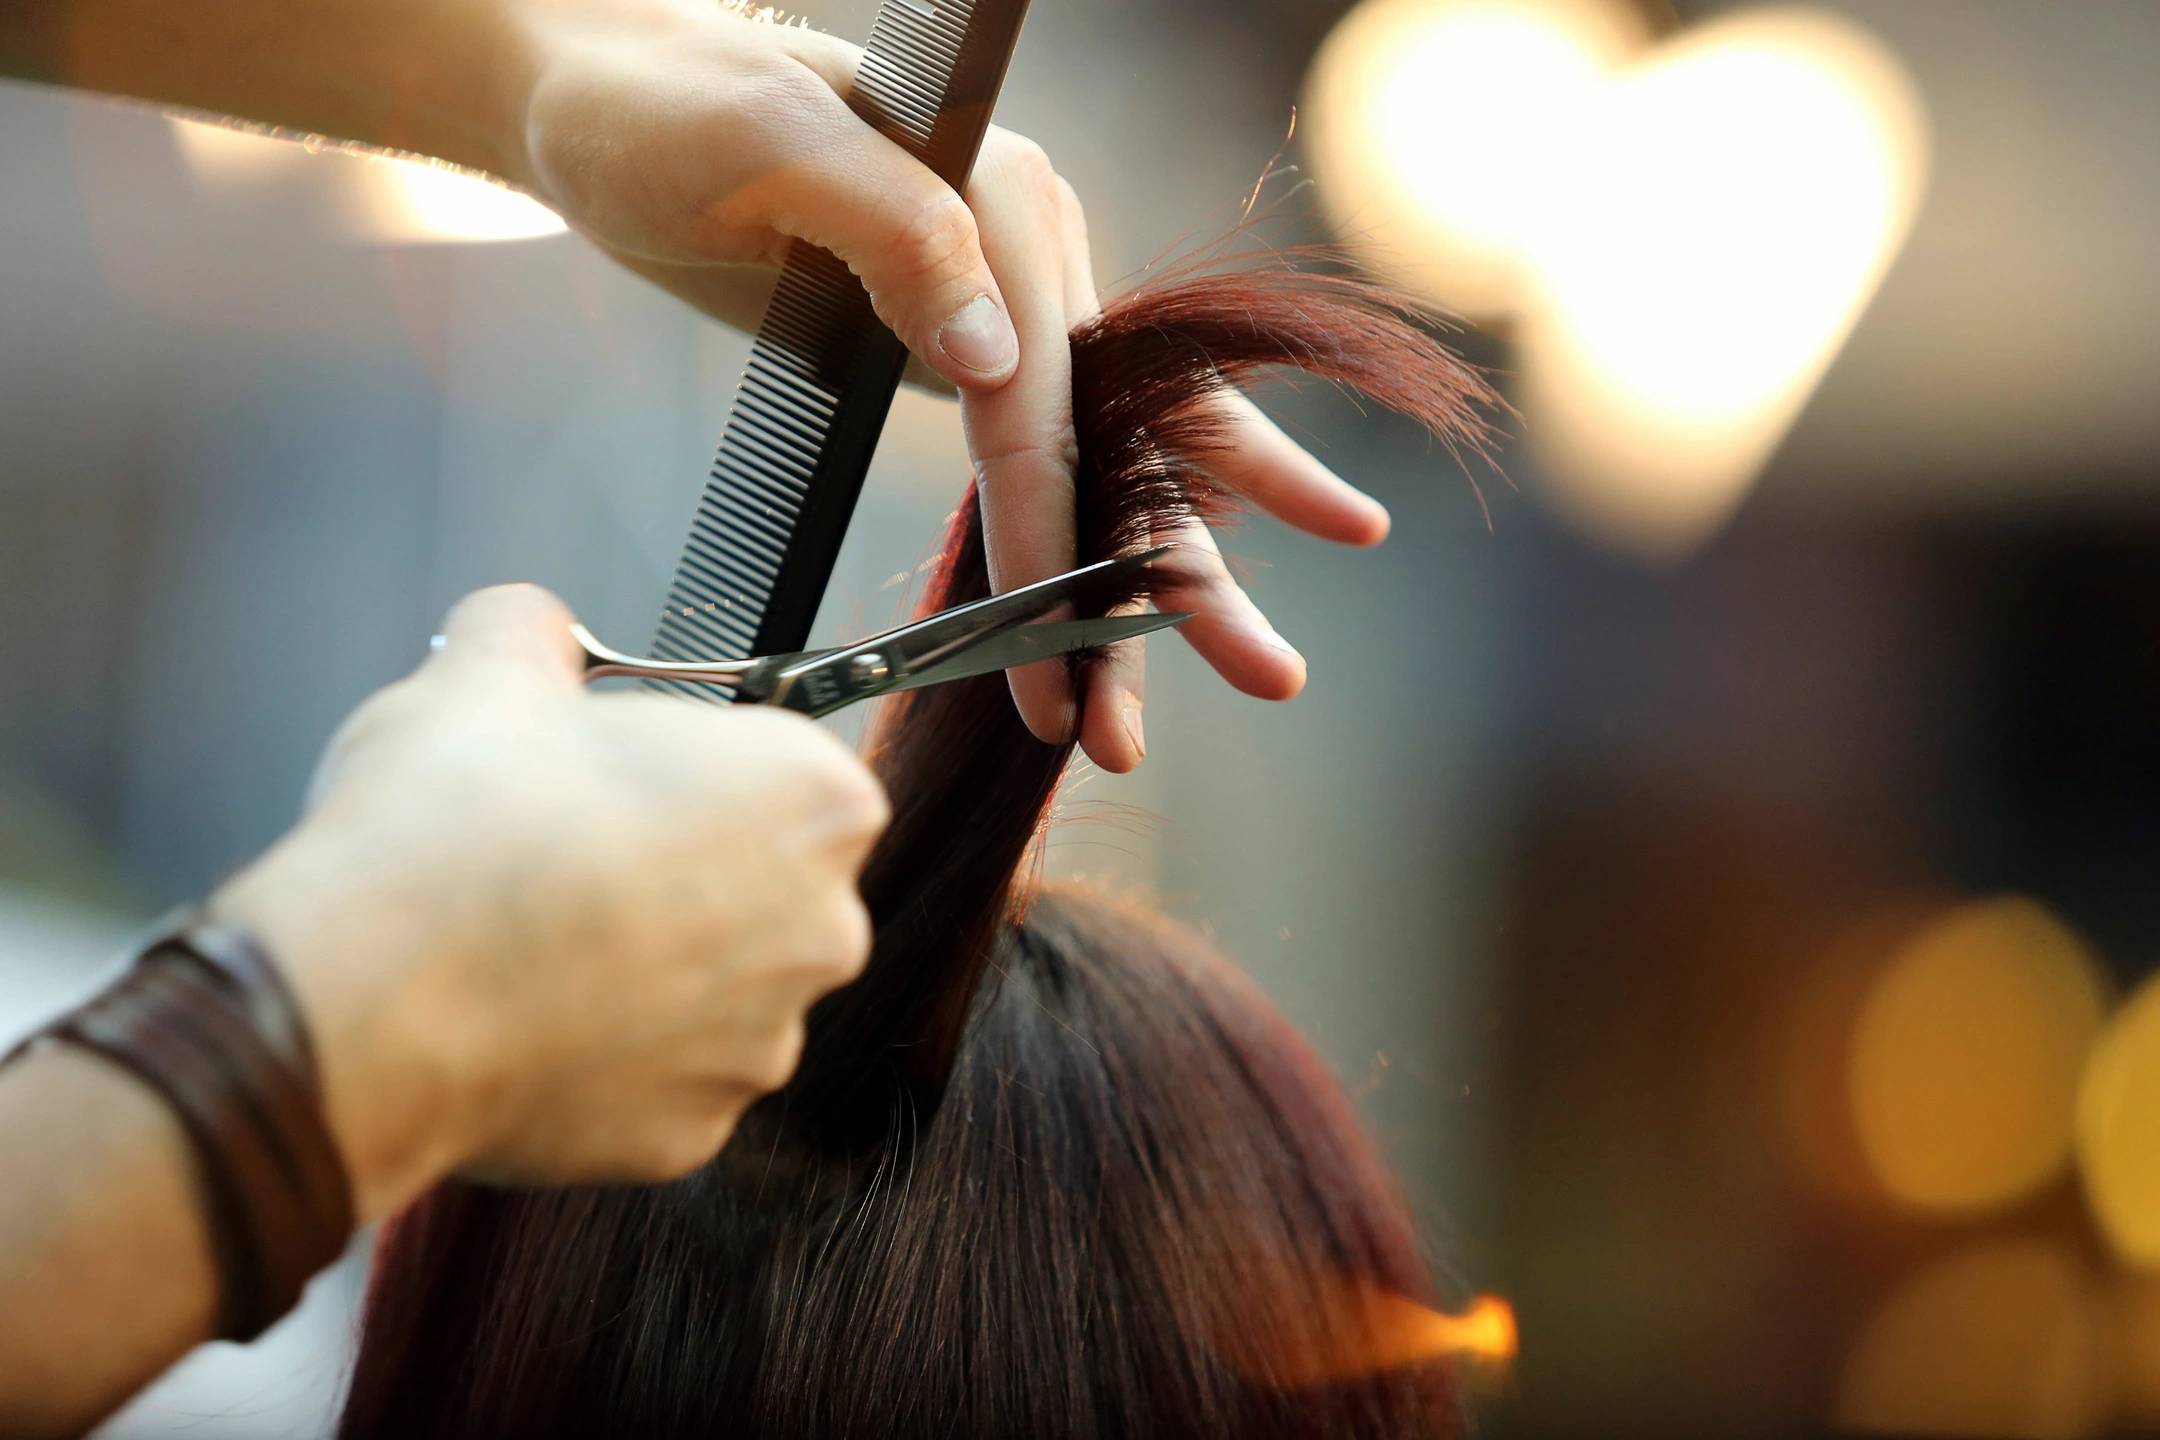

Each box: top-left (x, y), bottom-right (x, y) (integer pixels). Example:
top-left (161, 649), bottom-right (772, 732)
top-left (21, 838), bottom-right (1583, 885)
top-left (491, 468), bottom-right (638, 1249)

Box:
top-left (0, 0), bottom-right (539, 180)
top-left (0, 1044), bottom-right (216, 1437)
top-left (0, 831), bottom-right (472, 1436)
top-left (0, 586), bottom-right (884, 1433)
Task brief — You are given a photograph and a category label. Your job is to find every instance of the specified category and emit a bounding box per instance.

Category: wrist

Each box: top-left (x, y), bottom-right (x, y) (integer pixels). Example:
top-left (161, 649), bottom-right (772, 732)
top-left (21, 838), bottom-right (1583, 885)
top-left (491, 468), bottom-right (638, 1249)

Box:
top-left (486, 0), bottom-right (750, 199)
top-left (447, 0), bottom-right (551, 188)
top-left (354, 0), bottom-right (550, 187)
top-left (207, 824), bottom-right (503, 1222)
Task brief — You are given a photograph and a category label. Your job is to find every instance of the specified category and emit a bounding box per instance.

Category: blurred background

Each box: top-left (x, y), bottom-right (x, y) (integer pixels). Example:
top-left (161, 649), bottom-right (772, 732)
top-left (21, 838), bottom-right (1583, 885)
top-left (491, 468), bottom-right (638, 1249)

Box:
top-left (3, 0), bottom-right (2158, 1434)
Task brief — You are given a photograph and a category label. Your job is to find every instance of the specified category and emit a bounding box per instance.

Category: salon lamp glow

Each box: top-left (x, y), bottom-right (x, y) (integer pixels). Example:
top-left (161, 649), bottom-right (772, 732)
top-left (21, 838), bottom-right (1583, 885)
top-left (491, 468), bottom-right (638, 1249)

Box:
top-left (171, 116), bottom-right (568, 244)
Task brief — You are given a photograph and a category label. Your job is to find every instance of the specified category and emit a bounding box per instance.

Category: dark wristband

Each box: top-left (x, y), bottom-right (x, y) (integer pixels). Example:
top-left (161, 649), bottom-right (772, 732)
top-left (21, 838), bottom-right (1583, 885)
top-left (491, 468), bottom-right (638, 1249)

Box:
top-left (5, 916), bottom-right (356, 1341)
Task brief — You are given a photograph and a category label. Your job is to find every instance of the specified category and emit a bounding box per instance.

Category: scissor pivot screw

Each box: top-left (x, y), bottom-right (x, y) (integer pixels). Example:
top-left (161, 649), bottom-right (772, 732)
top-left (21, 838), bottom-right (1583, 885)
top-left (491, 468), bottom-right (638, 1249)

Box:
top-left (848, 652), bottom-right (892, 686)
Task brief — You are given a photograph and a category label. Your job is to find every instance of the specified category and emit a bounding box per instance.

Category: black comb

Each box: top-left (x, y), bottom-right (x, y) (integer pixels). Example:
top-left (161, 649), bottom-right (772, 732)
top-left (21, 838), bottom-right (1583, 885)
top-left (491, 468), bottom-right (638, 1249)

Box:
top-left (647, 0), bottom-right (1034, 696)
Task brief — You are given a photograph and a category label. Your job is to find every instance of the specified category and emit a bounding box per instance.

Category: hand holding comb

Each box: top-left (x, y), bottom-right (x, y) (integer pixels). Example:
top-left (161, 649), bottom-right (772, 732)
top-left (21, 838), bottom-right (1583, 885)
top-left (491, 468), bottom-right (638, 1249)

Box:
top-left (648, 0), bottom-right (1038, 682)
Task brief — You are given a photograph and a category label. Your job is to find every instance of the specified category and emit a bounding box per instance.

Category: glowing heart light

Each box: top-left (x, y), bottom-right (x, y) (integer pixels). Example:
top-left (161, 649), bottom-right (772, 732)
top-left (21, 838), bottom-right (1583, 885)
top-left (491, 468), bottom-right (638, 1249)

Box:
top-left (1302, 0), bottom-right (1653, 322)
top-left (1304, 2), bottom-right (1929, 558)
top-left (1521, 9), bottom-right (1929, 556)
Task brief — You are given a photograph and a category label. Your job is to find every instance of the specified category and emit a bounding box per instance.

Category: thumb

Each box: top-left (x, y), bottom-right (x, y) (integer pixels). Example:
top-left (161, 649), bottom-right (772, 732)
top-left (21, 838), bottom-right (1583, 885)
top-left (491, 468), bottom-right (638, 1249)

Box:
top-left (794, 161), bottom-right (1019, 391)
top-left (426, 584), bottom-right (585, 690)
top-left (740, 70), bottom-right (1019, 389)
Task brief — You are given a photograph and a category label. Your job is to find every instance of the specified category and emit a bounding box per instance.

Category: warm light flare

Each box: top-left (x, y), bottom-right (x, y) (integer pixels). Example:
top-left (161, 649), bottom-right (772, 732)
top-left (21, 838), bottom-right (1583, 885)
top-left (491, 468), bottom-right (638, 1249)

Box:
top-left (170, 117), bottom-right (567, 245)
top-left (340, 158), bottom-right (569, 246)
top-left (1227, 1281), bottom-right (1519, 1387)
top-left (2076, 975), bottom-right (2160, 1269)
top-left (1305, 1), bottom-right (1931, 559)
top-left (1330, 1288), bottom-right (1520, 1382)
top-left (1303, 0), bottom-right (1652, 319)
top-left (1385, 1292), bottom-right (1520, 1369)
top-left (168, 115), bottom-right (311, 182)
top-left (1837, 1239), bottom-right (2103, 1440)
top-left (1847, 897), bottom-right (2105, 1216)
top-left (1522, 8), bottom-right (1930, 557)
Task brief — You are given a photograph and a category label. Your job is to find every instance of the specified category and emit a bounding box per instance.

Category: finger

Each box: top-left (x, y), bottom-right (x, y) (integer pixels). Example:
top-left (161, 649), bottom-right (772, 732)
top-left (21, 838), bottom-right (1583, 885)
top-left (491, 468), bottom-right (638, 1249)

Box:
top-left (1150, 521), bottom-right (1308, 701)
top-left (1053, 172), bottom-right (1102, 325)
top-left (1049, 182), bottom-right (1146, 770)
top-left (603, 237), bottom-right (961, 398)
top-left (427, 584), bottom-right (585, 690)
top-left (1206, 389), bottom-right (1391, 546)
top-left (713, 52), bottom-right (1020, 390)
top-left (773, 31), bottom-right (979, 406)
top-left (960, 134), bottom-right (1087, 743)
top-left (1077, 599), bottom-right (1148, 773)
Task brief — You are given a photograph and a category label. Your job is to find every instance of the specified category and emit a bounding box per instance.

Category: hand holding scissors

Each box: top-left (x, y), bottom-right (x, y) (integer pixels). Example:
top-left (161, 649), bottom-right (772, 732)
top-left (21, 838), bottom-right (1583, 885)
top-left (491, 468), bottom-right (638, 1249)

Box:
top-left (438, 551), bottom-right (1191, 720)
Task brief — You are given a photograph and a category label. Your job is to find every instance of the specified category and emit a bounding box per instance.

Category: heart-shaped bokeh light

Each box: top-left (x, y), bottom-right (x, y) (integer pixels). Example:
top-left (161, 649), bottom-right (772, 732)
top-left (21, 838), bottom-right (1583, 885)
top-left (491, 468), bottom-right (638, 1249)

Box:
top-left (1303, 0), bottom-right (1653, 322)
top-left (1305, 2), bottom-right (1930, 558)
top-left (1522, 9), bottom-right (1929, 556)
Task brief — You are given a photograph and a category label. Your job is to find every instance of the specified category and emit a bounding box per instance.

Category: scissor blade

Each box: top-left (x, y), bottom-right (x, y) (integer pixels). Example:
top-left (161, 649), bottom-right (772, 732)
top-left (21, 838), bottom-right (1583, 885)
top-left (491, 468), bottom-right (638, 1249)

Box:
top-left (868, 547), bottom-right (1172, 674)
top-left (879, 611), bottom-right (1192, 696)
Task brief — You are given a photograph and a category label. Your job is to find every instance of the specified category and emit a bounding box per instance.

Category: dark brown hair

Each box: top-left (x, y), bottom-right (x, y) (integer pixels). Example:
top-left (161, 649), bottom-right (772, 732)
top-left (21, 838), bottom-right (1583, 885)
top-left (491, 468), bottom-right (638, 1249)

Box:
top-left (339, 254), bottom-right (1499, 1439)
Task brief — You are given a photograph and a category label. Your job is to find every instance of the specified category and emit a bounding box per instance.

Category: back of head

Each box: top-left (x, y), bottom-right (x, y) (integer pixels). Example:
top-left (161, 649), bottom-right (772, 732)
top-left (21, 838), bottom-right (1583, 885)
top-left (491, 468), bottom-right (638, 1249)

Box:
top-left (731, 884), bottom-right (1457, 1435)
top-left (339, 252), bottom-right (1498, 1440)
top-left (342, 888), bottom-right (1461, 1438)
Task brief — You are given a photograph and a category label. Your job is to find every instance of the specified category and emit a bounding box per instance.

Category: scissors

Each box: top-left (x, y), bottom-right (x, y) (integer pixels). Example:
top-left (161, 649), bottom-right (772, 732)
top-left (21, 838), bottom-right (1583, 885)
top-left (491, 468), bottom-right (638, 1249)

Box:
top-left (571, 548), bottom-right (1189, 718)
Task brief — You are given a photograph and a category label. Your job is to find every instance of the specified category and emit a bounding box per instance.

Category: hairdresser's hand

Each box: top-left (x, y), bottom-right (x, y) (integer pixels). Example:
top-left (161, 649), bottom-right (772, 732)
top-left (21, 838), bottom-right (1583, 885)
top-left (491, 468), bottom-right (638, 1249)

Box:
top-left (208, 585), bottom-right (886, 1221)
top-left (501, 2), bottom-right (1391, 773)
top-left (510, 1), bottom-right (1019, 388)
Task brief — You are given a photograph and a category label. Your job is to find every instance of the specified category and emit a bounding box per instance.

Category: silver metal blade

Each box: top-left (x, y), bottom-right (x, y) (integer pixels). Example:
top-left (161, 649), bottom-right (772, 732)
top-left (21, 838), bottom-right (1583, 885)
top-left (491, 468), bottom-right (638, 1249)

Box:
top-left (880, 611), bottom-right (1192, 695)
top-left (857, 547), bottom-right (1172, 677)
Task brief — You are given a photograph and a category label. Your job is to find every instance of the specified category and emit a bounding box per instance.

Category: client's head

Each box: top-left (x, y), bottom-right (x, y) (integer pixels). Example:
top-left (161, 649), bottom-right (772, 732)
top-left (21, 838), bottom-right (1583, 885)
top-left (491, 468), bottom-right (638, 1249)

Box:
top-left (339, 253), bottom-right (1499, 1440)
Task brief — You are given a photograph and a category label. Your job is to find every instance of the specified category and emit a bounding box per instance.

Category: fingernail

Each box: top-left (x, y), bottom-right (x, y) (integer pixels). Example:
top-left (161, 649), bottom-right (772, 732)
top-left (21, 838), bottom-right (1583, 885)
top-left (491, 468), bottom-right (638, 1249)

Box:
top-left (1121, 691), bottom-right (1146, 760)
top-left (938, 294), bottom-right (1018, 376)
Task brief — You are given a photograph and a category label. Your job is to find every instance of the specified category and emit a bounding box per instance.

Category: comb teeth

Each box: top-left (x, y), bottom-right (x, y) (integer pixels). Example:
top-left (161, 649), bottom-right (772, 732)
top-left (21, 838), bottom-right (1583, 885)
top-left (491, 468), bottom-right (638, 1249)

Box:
top-left (651, 248), bottom-right (864, 670)
top-left (856, 0), bottom-right (977, 150)
top-left (647, 0), bottom-right (1030, 702)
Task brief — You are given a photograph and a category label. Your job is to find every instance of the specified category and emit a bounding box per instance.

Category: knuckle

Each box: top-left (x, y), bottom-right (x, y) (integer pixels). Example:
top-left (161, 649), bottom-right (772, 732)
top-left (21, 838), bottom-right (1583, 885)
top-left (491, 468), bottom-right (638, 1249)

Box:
top-left (753, 1023), bottom-right (808, 1093)
top-left (732, 703), bottom-right (833, 763)
top-left (986, 133), bottom-right (1059, 206)
top-left (883, 192), bottom-right (984, 291)
top-left (653, 1124), bottom-right (732, 1180)
top-left (824, 898), bottom-right (874, 981)
top-left (325, 678), bottom-right (423, 757)
top-left (1194, 546), bottom-right (1242, 590)
top-left (828, 761), bottom-right (892, 841)
top-left (1053, 174), bottom-right (1087, 234)
top-left (971, 423), bottom-right (1082, 487)
top-left (728, 50), bottom-right (831, 120)
top-left (793, 741), bottom-right (889, 841)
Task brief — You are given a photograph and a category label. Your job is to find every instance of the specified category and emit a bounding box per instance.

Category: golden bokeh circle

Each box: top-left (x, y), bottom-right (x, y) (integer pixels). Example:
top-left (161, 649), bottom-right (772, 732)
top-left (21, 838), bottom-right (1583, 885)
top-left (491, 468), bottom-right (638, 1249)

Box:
top-left (2076, 974), bottom-right (2160, 1269)
top-left (1837, 1237), bottom-right (2104, 1439)
top-left (1848, 898), bottom-right (2106, 1215)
